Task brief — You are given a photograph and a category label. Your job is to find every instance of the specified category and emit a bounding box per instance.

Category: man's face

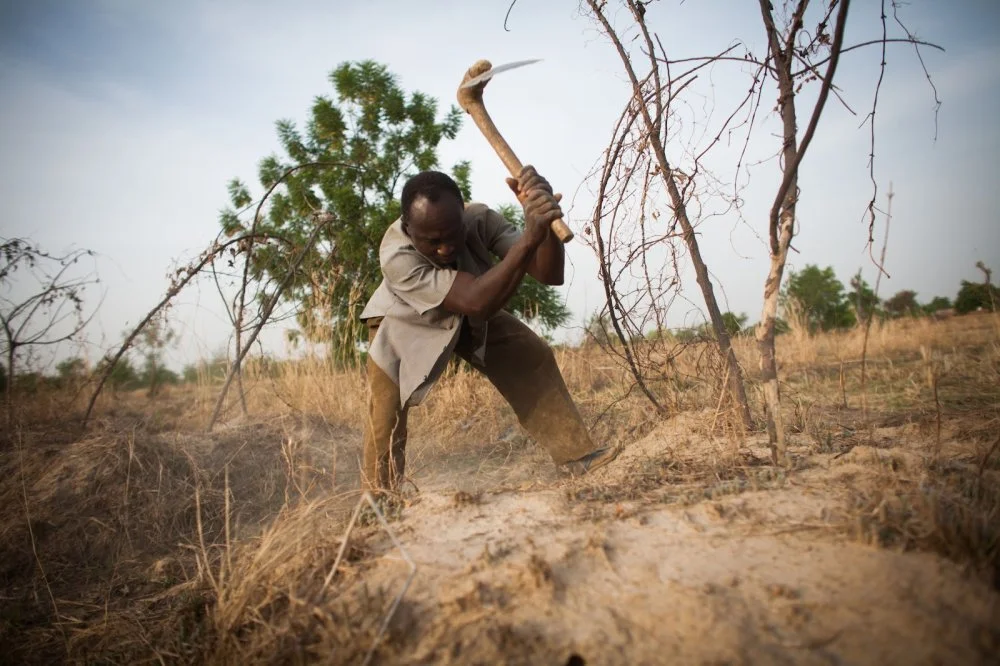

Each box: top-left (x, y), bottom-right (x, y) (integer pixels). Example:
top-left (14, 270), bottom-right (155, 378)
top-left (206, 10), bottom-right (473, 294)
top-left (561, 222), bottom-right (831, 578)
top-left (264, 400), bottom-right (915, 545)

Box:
top-left (403, 193), bottom-right (467, 268)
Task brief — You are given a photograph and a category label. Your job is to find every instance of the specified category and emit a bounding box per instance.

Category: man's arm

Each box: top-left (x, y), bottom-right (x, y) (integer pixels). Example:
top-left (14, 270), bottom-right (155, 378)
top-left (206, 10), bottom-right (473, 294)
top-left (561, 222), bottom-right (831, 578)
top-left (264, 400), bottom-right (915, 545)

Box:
top-left (525, 224), bottom-right (565, 286)
top-left (442, 172), bottom-right (562, 319)
top-left (441, 236), bottom-right (536, 319)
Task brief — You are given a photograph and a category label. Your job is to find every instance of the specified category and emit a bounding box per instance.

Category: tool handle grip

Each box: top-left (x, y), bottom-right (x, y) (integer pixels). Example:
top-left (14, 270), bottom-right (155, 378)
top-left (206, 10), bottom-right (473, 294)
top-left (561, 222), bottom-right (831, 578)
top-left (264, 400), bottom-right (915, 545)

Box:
top-left (463, 102), bottom-right (574, 243)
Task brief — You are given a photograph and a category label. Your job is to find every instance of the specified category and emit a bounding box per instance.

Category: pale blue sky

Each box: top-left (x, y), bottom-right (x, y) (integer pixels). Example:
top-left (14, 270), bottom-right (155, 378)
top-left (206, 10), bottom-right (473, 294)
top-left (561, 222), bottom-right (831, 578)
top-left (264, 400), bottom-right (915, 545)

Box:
top-left (2, 0), bottom-right (998, 369)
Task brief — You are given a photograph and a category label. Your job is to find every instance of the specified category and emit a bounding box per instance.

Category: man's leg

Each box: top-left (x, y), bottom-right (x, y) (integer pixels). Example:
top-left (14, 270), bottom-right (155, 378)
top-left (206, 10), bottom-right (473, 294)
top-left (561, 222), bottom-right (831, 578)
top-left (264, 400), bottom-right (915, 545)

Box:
top-left (456, 311), bottom-right (599, 465)
top-left (361, 320), bottom-right (409, 492)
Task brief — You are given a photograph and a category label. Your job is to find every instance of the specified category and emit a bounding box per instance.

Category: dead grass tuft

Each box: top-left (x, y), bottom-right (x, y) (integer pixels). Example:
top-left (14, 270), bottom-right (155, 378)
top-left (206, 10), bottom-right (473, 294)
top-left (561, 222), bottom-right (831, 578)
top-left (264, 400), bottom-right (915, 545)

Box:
top-left (847, 453), bottom-right (1000, 588)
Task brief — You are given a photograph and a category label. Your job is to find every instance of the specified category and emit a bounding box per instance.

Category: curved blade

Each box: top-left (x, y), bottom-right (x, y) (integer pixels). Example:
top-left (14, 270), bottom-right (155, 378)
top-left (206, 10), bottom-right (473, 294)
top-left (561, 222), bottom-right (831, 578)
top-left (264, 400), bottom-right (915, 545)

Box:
top-left (460, 58), bottom-right (542, 88)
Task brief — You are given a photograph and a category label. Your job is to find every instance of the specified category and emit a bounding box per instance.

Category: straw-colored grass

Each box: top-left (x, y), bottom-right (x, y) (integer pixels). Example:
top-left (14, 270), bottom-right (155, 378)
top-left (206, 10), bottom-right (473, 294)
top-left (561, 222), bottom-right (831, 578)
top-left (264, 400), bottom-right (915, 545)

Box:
top-left (1, 312), bottom-right (997, 663)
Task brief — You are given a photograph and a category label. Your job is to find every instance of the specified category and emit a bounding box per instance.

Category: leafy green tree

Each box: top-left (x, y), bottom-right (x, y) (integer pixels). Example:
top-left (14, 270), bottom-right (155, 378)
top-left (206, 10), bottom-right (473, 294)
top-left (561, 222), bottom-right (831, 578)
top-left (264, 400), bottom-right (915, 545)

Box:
top-left (493, 204), bottom-right (571, 332)
top-left (849, 271), bottom-right (880, 322)
top-left (56, 357), bottom-right (87, 384)
top-left (135, 314), bottom-right (176, 397)
top-left (783, 265), bottom-right (855, 332)
top-left (922, 296), bottom-right (951, 314)
top-left (884, 290), bottom-right (920, 317)
top-left (955, 280), bottom-right (1000, 314)
top-left (721, 312), bottom-right (748, 337)
top-left (221, 60), bottom-right (467, 351)
top-left (586, 312), bottom-right (615, 346)
top-left (96, 356), bottom-right (139, 390)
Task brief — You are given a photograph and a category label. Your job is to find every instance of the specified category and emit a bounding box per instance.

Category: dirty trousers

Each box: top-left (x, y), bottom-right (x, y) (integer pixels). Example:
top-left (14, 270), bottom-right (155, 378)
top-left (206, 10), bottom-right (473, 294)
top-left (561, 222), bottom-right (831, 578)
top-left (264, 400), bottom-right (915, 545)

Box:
top-left (361, 310), bottom-right (596, 491)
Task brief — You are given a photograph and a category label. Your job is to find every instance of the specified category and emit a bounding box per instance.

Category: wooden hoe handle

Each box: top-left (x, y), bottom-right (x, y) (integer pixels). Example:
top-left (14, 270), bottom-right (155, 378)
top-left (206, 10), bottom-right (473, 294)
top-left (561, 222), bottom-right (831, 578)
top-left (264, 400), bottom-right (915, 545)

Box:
top-left (457, 61), bottom-right (574, 244)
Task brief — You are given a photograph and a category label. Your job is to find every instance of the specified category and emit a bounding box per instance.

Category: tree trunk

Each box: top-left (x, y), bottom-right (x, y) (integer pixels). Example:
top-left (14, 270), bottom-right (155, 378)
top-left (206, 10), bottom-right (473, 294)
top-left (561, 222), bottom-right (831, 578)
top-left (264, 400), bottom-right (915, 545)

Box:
top-left (588, 0), bottom-right (754, 431)
top-left (672, 183), bottom-right (754, 431)
top-left (756, 0), bottom-right (852, 465)
top-left (5, 344), bottom-right (14, 429)
top-left (756, 209), bottom-right (795, 464)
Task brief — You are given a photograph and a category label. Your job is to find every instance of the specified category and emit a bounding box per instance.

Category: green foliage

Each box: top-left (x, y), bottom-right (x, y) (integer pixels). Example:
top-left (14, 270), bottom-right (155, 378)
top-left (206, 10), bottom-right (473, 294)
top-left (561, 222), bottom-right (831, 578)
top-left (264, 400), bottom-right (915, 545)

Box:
top-left (182, 354), bottom-right (230, 384)
top-left (134, 314), bottom-right (176, 397)
top-left (673, 327), bottom-right (700, 343)
top-left (922, 296), bottom-right (952, 314)
top-left (586, 312), bottom-right (615, 346)
top-left (849, 271), bottom-right (880, 322)
top-left (721, 311), bottom-right (748, 337)
top-left (12, 371), bottom-right (45, 393)
top-left (884, 290), bottom-right (920, 318)
top-left (783, 265), bottom-right (855, 332)
top-left (494, 204), bottom-right (571, 332)
top-left (56, 357), bottom-right (87, 382)
top-left (142, 366), bottom-right (179, 388)
top-left (955, 280), bottom-right (999, 314)
top-left (669, 311), bottom-right (747, 343)
top-left (220, 60), bottom-right (466, 348)
top-left (98, 356), bottom-right (140, 390)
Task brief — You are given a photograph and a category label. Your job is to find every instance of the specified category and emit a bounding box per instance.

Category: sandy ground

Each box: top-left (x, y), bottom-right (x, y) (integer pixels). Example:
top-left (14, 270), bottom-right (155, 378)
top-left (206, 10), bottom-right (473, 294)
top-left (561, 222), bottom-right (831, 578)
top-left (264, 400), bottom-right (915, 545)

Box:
top-left (330, 415), bottom-right (1000, 665)
top-left (2, 407), bottom-right (997, 664)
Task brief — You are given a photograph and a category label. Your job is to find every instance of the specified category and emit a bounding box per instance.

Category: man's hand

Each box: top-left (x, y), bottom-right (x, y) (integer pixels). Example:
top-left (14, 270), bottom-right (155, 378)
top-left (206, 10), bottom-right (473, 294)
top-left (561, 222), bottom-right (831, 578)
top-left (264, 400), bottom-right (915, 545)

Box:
top-left (506, 165), bottom-right (563, 249)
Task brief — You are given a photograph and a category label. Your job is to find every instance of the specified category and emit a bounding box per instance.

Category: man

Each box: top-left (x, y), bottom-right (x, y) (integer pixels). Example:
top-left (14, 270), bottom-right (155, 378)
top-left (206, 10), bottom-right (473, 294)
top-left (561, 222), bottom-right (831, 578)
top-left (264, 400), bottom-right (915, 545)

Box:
top-left (359, 165), bottom-right (617, 492)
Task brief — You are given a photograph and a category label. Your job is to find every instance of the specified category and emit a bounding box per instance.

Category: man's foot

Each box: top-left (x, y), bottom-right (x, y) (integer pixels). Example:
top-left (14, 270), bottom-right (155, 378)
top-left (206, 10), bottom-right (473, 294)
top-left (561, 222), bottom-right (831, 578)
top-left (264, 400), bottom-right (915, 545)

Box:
top-left (561, 446), bottom-right (621, 477)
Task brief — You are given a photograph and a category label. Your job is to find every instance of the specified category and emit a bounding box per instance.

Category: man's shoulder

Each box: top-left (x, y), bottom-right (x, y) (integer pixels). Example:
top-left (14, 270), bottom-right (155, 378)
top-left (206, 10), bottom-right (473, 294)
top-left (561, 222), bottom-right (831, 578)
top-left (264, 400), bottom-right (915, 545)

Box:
top-left (462, 202), bottom-right (491, 221)
top-left (462, 203), bottom-right (514, 239)
top-left (381, 218), bottom-right (408, 248)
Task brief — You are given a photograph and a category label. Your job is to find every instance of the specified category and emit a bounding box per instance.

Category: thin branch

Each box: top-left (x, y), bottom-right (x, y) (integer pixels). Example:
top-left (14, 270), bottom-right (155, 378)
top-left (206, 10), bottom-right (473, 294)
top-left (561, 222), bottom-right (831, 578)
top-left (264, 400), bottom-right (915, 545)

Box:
top-left (208, 213), bottom-right (334, 430)
top-left (83, 231), bottom-right (292, 426)
top-left (231, 161), bottom-right (358, 418)
top-left (791, 37), bottom-right (944, 76)
top-left (892, 1), bottom-right (942, 141)
top-left (504, 0), bottom-right (518, 31)
top-left (762, 0), bottom-right (852, 254)
top-left (860, 183), bottom-right (892, 418)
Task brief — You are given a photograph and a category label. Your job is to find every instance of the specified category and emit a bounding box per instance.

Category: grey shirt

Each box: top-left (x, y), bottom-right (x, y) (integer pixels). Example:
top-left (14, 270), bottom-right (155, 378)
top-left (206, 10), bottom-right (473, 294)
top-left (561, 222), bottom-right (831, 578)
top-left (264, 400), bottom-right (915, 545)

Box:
top-left (360, 203), bottom-right (520, 406)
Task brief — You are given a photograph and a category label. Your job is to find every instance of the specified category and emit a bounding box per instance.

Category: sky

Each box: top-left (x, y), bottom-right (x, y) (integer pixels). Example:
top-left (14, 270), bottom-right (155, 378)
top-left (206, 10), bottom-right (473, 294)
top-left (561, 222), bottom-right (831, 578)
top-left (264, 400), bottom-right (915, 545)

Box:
top-left (1, 0), bottom-right (998, 372)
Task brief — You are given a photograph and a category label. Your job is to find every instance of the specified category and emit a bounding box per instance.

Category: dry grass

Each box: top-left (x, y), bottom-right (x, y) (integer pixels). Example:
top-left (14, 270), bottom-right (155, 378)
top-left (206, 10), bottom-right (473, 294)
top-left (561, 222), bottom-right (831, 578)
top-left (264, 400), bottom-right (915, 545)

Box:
top-left (1, 313), bottom-right (997, 663)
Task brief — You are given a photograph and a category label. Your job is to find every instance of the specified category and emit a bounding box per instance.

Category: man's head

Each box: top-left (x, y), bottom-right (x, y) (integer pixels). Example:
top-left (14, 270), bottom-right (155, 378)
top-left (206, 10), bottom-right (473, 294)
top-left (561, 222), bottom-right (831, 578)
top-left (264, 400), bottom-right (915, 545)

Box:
top-left (401, 171), bottom-right (466, 267)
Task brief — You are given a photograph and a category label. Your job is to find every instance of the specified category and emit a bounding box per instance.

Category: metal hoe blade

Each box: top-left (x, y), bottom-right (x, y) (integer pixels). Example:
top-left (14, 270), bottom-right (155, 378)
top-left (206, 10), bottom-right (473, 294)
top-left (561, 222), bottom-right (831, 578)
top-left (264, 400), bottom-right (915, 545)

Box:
top-left (460, 58), bottom-right (542, 88)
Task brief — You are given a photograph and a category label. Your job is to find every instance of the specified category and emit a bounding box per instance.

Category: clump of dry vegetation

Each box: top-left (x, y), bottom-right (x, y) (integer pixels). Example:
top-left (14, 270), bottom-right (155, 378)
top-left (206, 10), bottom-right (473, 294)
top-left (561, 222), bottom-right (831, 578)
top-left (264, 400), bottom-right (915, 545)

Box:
top-left (1, 313), bottom-right (997, 663)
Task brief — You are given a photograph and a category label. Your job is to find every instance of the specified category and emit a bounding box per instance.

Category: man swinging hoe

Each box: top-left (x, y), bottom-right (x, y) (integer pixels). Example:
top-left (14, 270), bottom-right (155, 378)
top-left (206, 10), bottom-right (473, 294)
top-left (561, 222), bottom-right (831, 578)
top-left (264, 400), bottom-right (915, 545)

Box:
top-left (358, 60), bottom-right (618, 492)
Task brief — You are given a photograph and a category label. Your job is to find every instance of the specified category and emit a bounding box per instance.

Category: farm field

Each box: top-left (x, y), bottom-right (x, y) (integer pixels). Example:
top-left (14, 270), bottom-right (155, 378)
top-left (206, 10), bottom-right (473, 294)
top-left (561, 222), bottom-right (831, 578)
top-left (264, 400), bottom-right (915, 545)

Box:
top-left (2, 313), bottom-right (998, 665)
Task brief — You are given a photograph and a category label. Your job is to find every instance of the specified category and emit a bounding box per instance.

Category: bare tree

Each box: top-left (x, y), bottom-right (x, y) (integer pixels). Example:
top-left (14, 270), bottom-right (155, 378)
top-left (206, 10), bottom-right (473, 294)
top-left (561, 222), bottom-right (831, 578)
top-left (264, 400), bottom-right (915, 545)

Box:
top-left (582, 0), bottom-right (941, 463)
top-left (584, 0), bottom-right (754, 429)
top-left (754, 0), bottom-right (940, 463)
top-left (207, 212), bottom-right (333, 431)
top-left (0, 238), bottom-right (101, 425)
top-left (753, 0), bottom-right (852, 463)
top-left (84, 163), bottom-right (343, 428)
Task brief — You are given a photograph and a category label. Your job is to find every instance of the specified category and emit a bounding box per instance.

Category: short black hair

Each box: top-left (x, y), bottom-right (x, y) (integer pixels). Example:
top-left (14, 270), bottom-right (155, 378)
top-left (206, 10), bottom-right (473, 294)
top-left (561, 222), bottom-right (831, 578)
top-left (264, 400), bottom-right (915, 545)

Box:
top-left (400, 171), bottom-right (464, 223)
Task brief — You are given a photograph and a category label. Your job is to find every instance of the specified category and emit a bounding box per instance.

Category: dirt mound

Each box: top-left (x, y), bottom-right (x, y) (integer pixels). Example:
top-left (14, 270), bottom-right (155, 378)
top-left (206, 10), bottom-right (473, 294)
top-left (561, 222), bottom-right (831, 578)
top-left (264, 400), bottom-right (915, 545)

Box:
top-left (110, 412), bottom-right (993, 666)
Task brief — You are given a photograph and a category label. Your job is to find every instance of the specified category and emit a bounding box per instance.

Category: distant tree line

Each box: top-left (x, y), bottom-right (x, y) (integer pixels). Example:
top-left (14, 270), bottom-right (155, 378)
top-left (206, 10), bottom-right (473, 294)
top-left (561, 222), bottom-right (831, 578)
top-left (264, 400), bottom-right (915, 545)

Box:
top-left (778, 263), bottom-right (996, 333)
top-left (585, 262), bottom-right (997, 346)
